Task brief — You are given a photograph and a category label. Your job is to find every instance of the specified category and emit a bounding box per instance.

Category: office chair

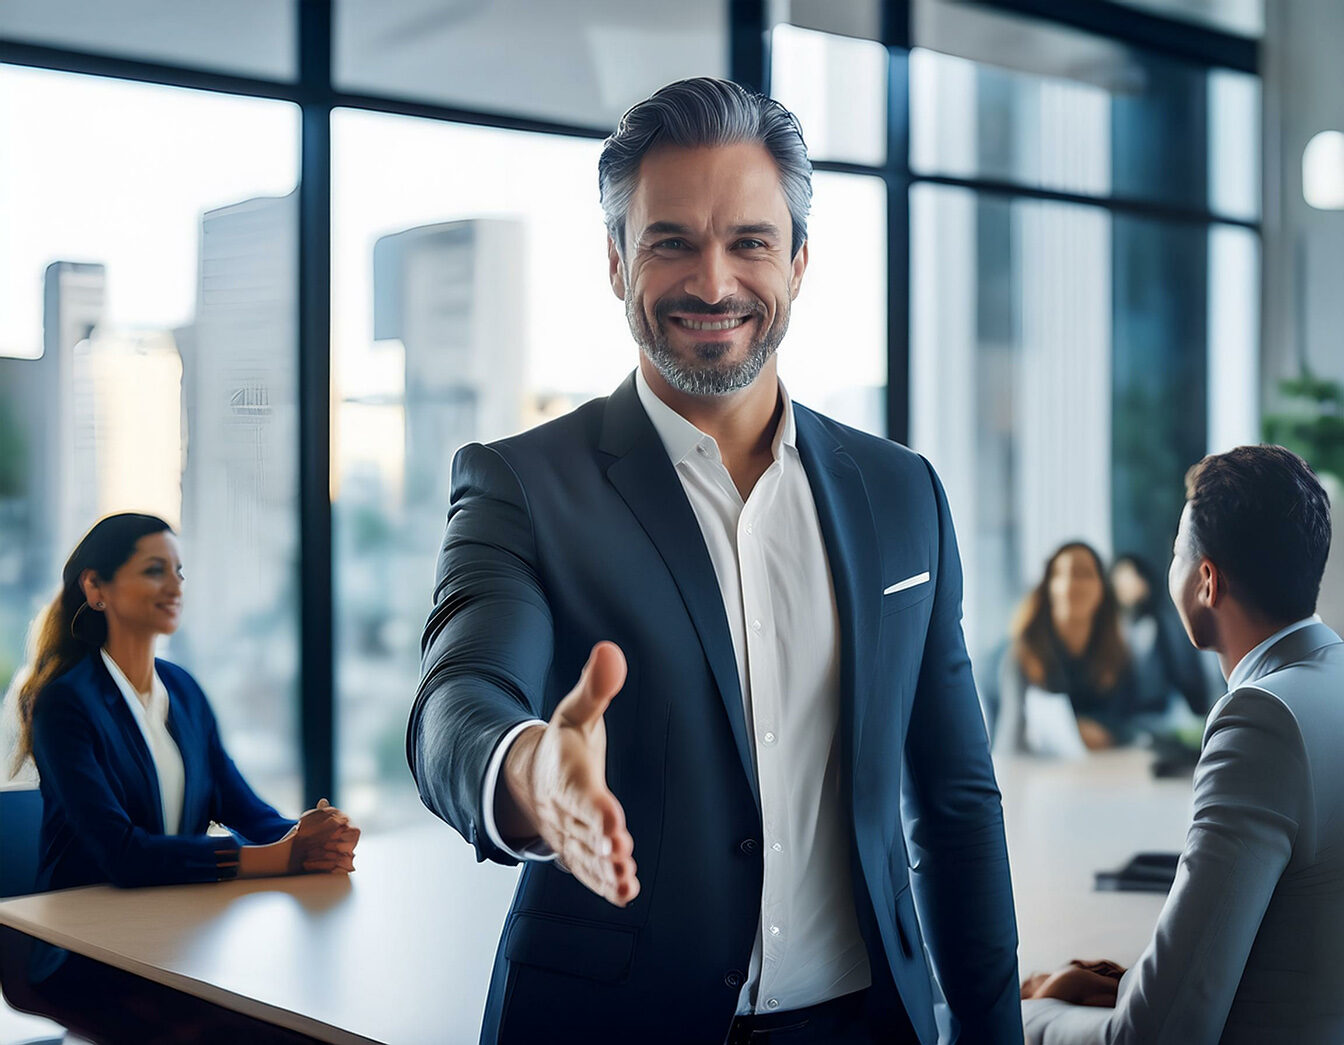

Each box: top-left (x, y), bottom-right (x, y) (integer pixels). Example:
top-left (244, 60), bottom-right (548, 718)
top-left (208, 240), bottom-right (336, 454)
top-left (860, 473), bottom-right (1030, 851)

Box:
top-left (0, 786), bottom-right (65, 1045)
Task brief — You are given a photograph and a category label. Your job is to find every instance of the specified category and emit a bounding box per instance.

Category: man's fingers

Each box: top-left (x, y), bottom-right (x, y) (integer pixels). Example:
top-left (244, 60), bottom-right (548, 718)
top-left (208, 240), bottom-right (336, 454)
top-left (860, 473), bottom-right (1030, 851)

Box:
top-left (557, 641), bottom-right (627, 729)
top-left (558, 834), bottom-right (638, 906)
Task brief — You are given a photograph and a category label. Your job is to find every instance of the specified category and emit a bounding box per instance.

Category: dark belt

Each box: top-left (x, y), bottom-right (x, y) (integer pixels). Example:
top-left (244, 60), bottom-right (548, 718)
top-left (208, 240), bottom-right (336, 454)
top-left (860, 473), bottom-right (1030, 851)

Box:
top-left (725, 988), bottom-right (869, 1044)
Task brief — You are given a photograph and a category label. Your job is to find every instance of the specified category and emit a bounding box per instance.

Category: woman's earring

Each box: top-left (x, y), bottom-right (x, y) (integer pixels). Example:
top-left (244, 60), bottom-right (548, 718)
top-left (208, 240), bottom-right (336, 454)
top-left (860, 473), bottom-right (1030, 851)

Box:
top-left (95, 602), bottom-right (105, 610)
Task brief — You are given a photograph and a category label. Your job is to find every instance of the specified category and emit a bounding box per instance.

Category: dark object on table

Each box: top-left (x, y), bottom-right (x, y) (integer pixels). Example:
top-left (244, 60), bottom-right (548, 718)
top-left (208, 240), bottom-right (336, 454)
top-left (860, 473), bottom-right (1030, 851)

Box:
top-left (1149, 733), bottom-right (1201, 778)
top-left (1095, 851), bottom-right (1180, 893)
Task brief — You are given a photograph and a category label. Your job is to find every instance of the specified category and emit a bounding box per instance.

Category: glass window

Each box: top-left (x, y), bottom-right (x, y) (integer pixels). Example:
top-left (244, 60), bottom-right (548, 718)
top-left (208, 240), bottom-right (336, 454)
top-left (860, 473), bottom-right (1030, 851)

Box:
top-left (0, 0), bottom-right (297, 81)
top-left (332, 113), bottom-right (888, 833)
top-left (334, 0), bottom-right (728, 130)
top-left (910, 3), bottom-right (1260, 220)
top-left (1206, 224), bottom-right (1259, 452)
top-left (332, 111), bottom-right (626, 832)
top-left (910, 183), bottom-right (1259, 670)
top-left (778, 172), bottom-right (887, 435)
top-left (770, 24), bottom-right (887, 167)
top-left (0, 66), bottom-right (302, 810)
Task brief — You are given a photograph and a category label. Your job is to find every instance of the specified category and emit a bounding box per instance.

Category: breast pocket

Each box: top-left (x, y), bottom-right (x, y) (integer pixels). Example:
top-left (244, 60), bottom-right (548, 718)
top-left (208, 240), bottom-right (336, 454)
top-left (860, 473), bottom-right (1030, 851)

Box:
top-left (881, 570), bottom-right (934, 615)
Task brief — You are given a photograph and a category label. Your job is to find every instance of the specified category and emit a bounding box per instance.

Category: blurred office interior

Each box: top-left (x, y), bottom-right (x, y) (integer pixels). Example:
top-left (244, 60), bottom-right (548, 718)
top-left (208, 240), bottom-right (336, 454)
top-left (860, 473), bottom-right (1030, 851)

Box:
top-left (0, 0), bottom-right (1341, 830)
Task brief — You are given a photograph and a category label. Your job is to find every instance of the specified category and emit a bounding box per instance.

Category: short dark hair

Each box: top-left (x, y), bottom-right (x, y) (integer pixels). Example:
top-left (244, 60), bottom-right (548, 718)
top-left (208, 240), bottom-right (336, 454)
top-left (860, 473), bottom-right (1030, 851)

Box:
top-left (598, 77), bottom-right (812, 259)
top-left (1183, 445), bottom-right (1331, 622)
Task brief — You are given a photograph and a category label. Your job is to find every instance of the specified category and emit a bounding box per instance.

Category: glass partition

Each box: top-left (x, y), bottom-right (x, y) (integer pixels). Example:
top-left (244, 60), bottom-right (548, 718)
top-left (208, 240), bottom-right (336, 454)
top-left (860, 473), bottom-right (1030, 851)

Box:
top-left (0, 66), bottom-right (302, 809)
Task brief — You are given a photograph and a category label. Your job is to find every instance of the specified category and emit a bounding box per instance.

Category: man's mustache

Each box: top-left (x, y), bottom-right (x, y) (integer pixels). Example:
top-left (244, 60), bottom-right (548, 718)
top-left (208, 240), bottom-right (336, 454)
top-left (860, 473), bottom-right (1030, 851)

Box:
top-left (653, 296), bottom-right (766, 321)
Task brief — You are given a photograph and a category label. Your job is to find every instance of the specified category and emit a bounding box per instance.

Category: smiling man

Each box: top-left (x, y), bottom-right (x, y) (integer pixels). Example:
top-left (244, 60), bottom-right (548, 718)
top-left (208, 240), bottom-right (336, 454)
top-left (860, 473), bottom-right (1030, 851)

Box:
top-left (408, 78), bottom-right (1020, 1045)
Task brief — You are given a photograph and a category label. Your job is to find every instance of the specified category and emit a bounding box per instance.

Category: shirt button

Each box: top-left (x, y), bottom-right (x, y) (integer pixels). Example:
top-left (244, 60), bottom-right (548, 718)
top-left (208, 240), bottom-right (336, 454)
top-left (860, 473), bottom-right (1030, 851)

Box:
top-left (745, 522), bottom-right (754, 535)
top-left (766, 998), bottom-right (780, 1010)
top-left (697, 445), bottom-right (708, 456)
top-left (751, 619), bottom-right (762, 632)
top-left (725, 970), bottom-right (745, 988)
top-left (771, 842), bottom-right (783, 853)
top-left (763, 731), bottom-right (776, 744)
top-left (738, 838), bottom-right (759, 856)
top-left (769, 925), bottom-right (781, 936)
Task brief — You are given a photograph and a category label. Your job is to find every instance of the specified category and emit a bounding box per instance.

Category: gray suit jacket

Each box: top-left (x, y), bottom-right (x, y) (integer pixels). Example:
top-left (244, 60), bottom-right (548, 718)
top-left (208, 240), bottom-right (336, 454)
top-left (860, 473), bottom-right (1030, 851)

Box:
top-left (1023, 621), bottom-right (1344, 1044)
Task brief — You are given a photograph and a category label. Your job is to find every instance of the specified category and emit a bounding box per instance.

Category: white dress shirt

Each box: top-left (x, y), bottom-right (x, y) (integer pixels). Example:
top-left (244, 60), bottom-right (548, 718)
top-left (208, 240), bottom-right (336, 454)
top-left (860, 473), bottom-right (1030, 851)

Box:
top-left (482, 370), bottom-right (871, 1015)
top-left (101, 648), bottom-right (185, 835)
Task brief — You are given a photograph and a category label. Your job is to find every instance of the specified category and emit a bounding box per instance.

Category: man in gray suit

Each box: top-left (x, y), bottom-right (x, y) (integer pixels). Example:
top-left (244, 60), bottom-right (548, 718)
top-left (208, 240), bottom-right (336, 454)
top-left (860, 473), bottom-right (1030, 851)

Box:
top-left (1021, 444), bottom-right (1343, 1044)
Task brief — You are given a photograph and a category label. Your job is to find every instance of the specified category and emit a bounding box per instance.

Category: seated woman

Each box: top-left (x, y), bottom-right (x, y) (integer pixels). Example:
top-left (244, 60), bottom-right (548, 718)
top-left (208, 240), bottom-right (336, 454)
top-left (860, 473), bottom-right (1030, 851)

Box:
top-left (7, 513), bottom-right (359, 1041)
top-left (995, 542), bottom-right (1134, 755)
top-left (1111, 552), bottom-right (1214, 722)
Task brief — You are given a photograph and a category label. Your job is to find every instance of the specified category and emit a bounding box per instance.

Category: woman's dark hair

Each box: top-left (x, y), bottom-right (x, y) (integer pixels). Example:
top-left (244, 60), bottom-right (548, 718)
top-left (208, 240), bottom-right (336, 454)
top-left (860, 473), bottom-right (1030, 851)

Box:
top-left (1183, 445), bottom-right (1331, 623)
top-left (10, 512), bottom-right (172, 776)
top-left (1010, 541), bottom-right (1129, 692)
top-left (1111, 552), bottom-right (1159, 616)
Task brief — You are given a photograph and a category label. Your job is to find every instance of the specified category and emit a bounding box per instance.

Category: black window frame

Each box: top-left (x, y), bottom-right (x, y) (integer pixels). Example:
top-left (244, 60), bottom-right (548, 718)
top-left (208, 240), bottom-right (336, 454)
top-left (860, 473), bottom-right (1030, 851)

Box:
top-left (0, 0), bottom-right (1260, 803)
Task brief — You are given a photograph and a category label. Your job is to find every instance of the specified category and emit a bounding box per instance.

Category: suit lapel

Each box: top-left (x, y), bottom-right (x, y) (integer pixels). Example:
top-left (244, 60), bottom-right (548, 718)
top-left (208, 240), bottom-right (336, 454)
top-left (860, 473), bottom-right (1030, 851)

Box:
top-left (793, 407), bottom-right (882, 796)
top-left (600, 376), bottom-right (759, 809)
top-left (94, 654), bottom-right (166, 834)
top-left (160, 664), bottom-right (198, 831)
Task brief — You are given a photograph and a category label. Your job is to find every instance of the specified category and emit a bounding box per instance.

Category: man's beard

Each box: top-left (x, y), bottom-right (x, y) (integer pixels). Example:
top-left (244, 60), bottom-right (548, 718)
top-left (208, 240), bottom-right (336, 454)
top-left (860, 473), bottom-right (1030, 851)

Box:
top-left (627, 292), bottom-right (787, 397)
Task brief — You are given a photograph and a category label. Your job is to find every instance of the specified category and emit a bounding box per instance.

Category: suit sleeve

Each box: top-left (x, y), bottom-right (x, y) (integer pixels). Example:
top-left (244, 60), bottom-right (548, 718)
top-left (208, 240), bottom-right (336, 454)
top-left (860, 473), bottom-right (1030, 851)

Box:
top-left (406, 442), bottom-right (556, 865)
top-left (903, 458), bottom-right (1023, 1042)
top-left (31, 685), bottom-right (243, 887)
top-left (1021, 687), bottom-right (1306, 1045)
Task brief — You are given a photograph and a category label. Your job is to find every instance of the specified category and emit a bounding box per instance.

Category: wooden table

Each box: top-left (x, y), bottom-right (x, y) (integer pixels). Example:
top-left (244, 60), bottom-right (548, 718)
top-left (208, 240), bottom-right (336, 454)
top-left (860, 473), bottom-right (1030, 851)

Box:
top-left (997, 748), bottom-right (1194, 978)
top-left (0, 810), bottom-right (519, 1044)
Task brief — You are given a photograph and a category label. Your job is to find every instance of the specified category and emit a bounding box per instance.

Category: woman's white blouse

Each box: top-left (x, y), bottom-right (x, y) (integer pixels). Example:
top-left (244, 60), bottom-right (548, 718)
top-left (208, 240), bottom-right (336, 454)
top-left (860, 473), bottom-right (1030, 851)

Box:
top-left (100, 649), bottom-right (186, 835)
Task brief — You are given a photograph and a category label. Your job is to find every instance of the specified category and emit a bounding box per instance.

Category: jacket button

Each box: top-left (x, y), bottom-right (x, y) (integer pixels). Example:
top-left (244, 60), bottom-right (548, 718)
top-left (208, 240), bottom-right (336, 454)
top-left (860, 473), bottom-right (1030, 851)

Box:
top-left (724, 970), bottom-right (745, 988)
top-left (738, 838), bottom-right (759, 856)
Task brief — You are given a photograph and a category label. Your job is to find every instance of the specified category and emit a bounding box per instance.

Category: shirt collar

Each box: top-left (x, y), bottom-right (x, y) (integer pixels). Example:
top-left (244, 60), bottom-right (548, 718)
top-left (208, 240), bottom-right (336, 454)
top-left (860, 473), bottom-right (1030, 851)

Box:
top-left (633, 366), bottom-right (796, 467)
top-left (100, 648), bottom-right (169, 723)
top-left (1226, 615), bottom-right (1321, 690)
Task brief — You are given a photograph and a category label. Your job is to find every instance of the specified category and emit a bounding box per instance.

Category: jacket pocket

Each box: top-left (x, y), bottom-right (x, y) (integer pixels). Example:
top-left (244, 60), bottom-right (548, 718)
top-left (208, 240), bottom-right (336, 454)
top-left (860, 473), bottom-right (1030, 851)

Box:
top-left (504, 911), bottom-right (637, 983)
top-left (881, 577), bottom-right (935, 616)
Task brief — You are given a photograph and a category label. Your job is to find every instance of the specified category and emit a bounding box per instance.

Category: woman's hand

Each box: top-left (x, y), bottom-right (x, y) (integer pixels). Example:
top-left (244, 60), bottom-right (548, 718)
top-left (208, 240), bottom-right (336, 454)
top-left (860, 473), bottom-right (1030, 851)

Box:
top-left (288, 798), bottom-right (361, 874)
top-left (237, 799), bottom-right (361, 878)
top-left (1022, 959), bottom-right (1125, 1007)
top-left (1076, 717), bottom-right (1114, 751)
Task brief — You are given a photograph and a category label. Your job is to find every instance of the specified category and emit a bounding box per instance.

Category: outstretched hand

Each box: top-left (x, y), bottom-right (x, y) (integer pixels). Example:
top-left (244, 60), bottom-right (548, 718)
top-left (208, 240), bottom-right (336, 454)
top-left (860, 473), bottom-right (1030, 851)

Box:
top-left (501, 641), bottom-right (638, 906)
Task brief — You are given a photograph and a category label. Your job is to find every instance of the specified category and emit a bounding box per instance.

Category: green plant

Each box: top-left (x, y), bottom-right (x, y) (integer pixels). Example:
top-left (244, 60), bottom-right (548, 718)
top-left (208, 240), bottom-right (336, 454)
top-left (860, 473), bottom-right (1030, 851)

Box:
top-left (1262, 372), bottom-right (1344, 480)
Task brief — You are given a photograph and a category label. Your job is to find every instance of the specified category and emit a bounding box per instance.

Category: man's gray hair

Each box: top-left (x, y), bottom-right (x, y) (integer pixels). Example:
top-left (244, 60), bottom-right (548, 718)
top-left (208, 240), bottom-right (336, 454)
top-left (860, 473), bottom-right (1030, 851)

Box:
top-left (599, 77), bottom-right (813, 259)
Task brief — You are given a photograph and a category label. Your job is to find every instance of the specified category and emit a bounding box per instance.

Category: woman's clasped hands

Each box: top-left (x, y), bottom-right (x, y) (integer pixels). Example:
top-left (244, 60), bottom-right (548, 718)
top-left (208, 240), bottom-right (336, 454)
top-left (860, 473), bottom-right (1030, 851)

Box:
top-left (286, 799), bottom-right (361, 874)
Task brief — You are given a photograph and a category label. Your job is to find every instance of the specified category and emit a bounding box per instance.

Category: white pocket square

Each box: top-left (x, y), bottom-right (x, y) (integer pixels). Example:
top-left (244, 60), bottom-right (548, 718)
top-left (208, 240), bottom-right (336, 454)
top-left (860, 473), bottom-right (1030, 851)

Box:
top-left (884, 572), bottom-right (930, 596)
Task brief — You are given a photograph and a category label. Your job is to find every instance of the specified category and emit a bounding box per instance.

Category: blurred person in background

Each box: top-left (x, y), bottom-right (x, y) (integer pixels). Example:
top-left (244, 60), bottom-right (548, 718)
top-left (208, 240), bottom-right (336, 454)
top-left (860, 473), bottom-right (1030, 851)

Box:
top-left (994, 542), bottom-right (1134, 755)
top-left (1110, 552), bottom-right (1213, 724)
top-left (4, 512), bottom-right (360, 1044)
top-left (1022, 447), bottom-right (1344, 1044)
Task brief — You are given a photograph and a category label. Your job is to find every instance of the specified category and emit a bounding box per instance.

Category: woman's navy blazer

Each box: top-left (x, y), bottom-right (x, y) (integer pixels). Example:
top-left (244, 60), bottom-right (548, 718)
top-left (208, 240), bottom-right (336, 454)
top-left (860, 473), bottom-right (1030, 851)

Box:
top-left (30, 652), bottom-right (294, 891)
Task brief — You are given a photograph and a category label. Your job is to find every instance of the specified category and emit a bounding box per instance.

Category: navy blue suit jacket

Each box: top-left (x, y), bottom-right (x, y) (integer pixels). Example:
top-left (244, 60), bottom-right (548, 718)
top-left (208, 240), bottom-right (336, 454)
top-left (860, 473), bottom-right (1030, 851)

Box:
top-left (30, 653), bottom-right (294, 892)
top-left (408, 375), bottom-right (1020, 1044)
